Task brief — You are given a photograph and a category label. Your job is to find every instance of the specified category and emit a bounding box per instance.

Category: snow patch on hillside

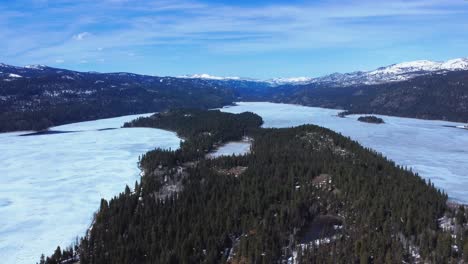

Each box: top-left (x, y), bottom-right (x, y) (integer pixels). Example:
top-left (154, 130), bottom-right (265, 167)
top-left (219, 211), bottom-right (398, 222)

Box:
top-left (8, 73), bottom-right (22, 78)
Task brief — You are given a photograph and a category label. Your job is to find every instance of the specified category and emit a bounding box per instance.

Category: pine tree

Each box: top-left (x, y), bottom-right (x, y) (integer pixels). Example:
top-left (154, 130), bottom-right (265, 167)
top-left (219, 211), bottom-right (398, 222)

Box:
top-left (463, 241), bottom-right (468, 262)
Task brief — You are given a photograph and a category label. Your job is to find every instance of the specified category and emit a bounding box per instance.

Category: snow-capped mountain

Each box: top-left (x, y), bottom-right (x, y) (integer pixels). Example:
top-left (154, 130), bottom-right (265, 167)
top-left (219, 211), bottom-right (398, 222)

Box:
top-left (178, 58), bottom-right (468, 87)
top-left (2, 58), bottom-right (468, 132)
top-left (310, 57), bottom-right (468, 87)
top-left (265, 77), bottom-right (314, 86)
top-left (178, 74), bottom-right (243, 81)
top-left (180, 74), bottom-right (315, 86)
top-left (1, 57), bottom-right (468, 88)
top-left (24, 64), bottom-right (47, 70)
top-left (367, 58), bottom-right (468, 77)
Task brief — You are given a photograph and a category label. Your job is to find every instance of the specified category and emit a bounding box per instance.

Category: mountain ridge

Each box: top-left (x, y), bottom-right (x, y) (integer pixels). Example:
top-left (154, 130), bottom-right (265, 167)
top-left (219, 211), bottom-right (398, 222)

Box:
top-left (1, 58), bottom-right (468, 132)
top-left (164, 57), bottom-right (468, 85)
top-left (3, 57), bottom-right (468, 86)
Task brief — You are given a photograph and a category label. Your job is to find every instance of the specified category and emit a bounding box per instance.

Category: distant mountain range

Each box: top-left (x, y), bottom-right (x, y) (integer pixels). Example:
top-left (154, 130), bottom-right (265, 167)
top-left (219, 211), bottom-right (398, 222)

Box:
top-left (177, 57), bottom-right (468, 86)
top-left (179, 74), bottom-right (315, 86)
top-left (1, 57), bottom-right (468, 132)
top-left (307, 58), bottom-right (468, 87)
top-left (2, 57), bottom-right (468, 87)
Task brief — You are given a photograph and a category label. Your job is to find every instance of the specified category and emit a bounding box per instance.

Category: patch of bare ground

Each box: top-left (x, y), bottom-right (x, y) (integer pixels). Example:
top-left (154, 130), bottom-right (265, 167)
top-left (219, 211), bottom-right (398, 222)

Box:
top-left (298, 132), bottom-right (351, 157)
top-left (148, 165), bottom-right (190, 200)
top-left (215, 166), bottom-right (248, 177)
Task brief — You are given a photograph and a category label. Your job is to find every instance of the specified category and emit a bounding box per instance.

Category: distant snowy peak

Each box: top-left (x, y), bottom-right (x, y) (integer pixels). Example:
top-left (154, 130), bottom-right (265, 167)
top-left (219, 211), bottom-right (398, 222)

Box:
top-left (370, 60), bottom-right (439, 75)
top-left (369, 58), bottom-right (468, 75)
top-left (1, 57), bottom-right (468, 88)
top-left (179, 74), bottom-right (242, 81)
top-left (178, 58), bottom-right (468, 87)
top-left (179, 74), bottom-right (315, 86)
top-left (0, 63), bottom-right (49, 70)
top-left (313, 57), bottom-right (468, 87)
top-left (440, 58), bottom-right (468, 70)
top-left (266, 77), bottom-right (314, 85)
top-left (24, 64), bottom-right (47, 70)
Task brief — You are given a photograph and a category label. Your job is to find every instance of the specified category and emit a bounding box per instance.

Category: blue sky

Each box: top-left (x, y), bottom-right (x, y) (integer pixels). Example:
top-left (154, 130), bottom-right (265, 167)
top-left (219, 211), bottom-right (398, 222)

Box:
top-left (1, 0), bottom-right (468, 78)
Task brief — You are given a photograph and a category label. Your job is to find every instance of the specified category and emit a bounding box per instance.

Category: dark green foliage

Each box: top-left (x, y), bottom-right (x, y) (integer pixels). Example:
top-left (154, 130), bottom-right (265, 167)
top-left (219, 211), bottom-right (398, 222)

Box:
top-left (43, 110), bottom-right (454, 263)
top-left (124, 109), bottom-right (262, 167)
top-left (464, 241), bottom-right (468, 262)
top-left (357, 115), bottom-right (384, 124)
top-left (124, 109), bottom-right (262, 140)
top-left (38, 245), bottom-right (78, 264)
top-left (0, 68), bottom-right (236, 132)
top-left (456, 206), bottom-right (466, 225)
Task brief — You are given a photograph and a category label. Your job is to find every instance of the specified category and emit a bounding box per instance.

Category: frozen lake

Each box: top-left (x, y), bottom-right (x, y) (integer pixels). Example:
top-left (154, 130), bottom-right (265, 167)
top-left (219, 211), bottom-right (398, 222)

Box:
top-left (221, 102), bottom-right (468, 204)
top-left (0, 114), bottom-right (181, 264)
top-left (2, 102), bottom-right (468, 263)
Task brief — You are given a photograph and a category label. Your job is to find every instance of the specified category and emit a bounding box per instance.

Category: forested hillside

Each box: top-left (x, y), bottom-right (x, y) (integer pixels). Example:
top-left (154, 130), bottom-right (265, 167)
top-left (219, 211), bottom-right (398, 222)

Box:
top-left (2, 64), bottom-right (468, 133)
top-left (40, 110), bottom-right (468, 264)
top-left (2, 64), bottom-right (468, 132)
top-left (0, 65), bottom-right (236, 132)
top-left (273, 70), bottom-right (468, 122)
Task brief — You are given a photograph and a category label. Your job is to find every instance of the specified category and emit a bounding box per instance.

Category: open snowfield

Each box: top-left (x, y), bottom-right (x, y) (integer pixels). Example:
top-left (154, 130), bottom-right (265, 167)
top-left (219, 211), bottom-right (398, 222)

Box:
top-left (208, 140), bottom-right (251, 158)
top-left (0, 114), bottom-right (180, 264)
top-left (221, 102), bottom-right (468, 204)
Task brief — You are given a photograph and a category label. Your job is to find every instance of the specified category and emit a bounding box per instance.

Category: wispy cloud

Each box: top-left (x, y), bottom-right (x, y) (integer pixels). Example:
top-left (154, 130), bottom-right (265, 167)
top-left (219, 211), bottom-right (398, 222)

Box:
top-left (72, 32), bottom-right (91, 41)
top-left (1, 0), bottom-right (467, 77)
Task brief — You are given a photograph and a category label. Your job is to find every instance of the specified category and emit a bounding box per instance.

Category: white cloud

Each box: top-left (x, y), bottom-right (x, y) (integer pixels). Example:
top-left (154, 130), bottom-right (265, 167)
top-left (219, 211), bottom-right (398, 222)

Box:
top-left (1, 0), bottom-right (467, 68)
top-left (73, 32), bottom-right (91, 41)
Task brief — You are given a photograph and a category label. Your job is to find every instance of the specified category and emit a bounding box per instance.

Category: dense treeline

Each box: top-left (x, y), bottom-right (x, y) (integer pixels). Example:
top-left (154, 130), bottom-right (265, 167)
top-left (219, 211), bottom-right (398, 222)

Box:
top-left (0, 66), bottom-right (236, 132)
top-left (357, 115), bottom-right (385, 124)
top-left (124, 109), bottom-right (263, 167)
top-left (123, 109), bottom-right (262, 140)
top-left (41, 109), bottom-right (468, 264)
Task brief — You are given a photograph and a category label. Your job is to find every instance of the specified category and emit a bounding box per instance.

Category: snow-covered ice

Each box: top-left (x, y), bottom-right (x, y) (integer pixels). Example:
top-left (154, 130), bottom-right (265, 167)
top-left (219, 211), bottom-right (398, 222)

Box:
top-left (208, 140), bottom-right (251, 158)
top-left (2, 103), bottom-right (468, 263)
top-left (0, 114), bottom-right (181, 264)
top-left (52, 113), bottom-right (154, 131)
top-left (221, 102), bottom-right (468, 204)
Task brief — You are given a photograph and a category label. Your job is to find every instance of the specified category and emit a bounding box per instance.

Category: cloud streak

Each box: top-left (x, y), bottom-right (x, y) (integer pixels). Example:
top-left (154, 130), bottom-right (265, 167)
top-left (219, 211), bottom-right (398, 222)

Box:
top-left (1, 0), bottom-right (467, 77)
top-left (72, 32), bottom-right (92, 41)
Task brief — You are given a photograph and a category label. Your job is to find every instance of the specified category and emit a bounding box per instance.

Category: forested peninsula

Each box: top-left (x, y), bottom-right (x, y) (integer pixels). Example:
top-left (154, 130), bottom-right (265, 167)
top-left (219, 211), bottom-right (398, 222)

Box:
top-left (40, 109), bottom-right (468, 264)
